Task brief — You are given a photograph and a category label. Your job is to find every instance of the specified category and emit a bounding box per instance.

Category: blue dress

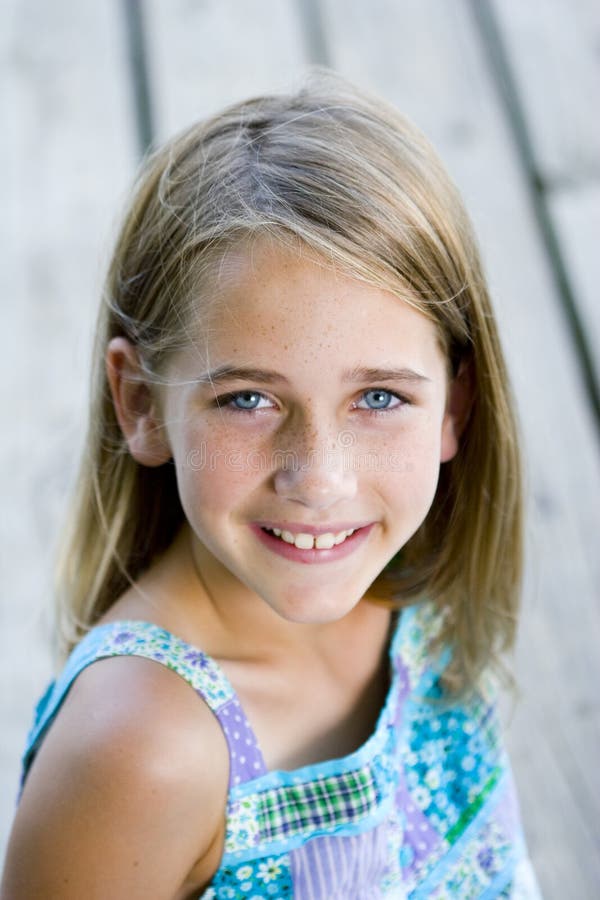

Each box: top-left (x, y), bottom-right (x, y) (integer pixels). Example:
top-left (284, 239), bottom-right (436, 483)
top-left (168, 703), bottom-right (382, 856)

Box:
top-left (20, 601), bottom-right (543, 898)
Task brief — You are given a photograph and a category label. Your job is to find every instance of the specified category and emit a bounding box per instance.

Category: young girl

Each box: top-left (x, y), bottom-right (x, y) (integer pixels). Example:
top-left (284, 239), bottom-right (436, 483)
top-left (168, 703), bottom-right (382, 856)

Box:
top-left (1, 72), bottom-right (542, 899)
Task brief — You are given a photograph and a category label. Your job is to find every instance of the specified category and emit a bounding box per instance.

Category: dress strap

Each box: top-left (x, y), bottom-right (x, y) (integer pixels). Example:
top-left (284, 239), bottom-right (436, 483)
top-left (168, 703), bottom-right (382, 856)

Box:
top-left (20, 620), bottom-right (267, 798)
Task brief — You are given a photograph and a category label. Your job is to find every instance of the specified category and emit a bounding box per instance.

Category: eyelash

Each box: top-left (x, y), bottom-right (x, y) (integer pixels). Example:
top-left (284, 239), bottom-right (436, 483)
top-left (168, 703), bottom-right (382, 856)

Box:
top-left (213, 391), bottom-right (274, 413)
top-left (355, 389), bottom-right (407, 414)
top-left (212, 388), bottom-right (409, 415)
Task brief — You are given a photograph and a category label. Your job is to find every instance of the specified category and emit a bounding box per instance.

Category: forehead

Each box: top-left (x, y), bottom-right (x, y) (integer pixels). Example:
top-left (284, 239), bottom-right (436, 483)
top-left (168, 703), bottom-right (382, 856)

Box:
top-left (183, 238), bottom-right (446, 376)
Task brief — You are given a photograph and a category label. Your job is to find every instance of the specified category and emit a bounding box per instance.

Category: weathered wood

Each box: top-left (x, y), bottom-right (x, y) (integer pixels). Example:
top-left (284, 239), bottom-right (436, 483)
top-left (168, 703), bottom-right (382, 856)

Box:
top-left (144, 0), bottom-right (308, 140)
top-left (550, 184), bottom-right (600, 392)
top-left (0, 0), bottom-right (137, 863)
top-left (490, 0), bottom-right (600, 391)
top-left (490, 0), bottom-right (600, 184)
top-left (319, 0), bottom-right (600, 896)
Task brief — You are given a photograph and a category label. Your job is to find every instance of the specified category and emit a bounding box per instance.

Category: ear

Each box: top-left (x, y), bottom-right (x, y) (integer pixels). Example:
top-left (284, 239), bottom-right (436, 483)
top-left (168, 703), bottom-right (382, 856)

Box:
top-left (105, 337), bottom-right (172, 467)
top-left (440, 358), bottom-right (474, 463)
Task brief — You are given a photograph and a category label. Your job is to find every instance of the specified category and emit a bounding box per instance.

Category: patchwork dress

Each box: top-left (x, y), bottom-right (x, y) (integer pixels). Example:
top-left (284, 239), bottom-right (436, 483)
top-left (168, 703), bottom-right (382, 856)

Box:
top-left (20, 601), bottom-right (542, 899)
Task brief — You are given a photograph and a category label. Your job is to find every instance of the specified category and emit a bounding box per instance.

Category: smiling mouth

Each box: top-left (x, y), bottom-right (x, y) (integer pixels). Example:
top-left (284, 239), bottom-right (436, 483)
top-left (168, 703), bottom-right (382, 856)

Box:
top-left (261, 526), bottom-right (357, 550)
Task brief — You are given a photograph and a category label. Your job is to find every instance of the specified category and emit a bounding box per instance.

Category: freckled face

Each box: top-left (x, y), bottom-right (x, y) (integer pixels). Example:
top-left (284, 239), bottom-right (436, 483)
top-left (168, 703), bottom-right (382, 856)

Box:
top-left (160, 241), bottom-right (457, 624)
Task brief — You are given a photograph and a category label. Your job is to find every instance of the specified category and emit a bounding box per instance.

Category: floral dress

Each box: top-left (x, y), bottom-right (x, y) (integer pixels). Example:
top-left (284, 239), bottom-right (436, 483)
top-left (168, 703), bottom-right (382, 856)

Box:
top-left (20, 601), bottom-right (543, 899)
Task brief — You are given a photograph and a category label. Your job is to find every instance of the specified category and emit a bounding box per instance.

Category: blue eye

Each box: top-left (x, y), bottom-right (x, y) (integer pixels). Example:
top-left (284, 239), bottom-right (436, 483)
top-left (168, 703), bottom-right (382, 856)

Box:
top-left (233, 391), bottom-right (261, 410)
top-left (357, 389), bottom-right (403, 411)
top-left (216, 391), bottom-right (273, 411)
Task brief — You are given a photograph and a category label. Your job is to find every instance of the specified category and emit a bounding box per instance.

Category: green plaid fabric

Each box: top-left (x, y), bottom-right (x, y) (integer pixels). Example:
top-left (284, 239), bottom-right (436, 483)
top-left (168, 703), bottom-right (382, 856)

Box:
top-left (223, 734), bottom-right (397, 857)
top-left (260, 768), bottom-right (380, 843)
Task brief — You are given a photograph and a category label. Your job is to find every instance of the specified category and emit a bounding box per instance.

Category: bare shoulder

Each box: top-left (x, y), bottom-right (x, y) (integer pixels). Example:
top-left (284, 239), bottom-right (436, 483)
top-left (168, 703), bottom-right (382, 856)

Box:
top-left (1, 655), bottom-right (228, 899)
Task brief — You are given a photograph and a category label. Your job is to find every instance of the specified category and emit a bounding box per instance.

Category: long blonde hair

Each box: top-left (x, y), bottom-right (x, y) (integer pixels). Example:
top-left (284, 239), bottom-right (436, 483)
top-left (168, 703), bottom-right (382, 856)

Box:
top-left (54, 71), bottom-right (522, 694)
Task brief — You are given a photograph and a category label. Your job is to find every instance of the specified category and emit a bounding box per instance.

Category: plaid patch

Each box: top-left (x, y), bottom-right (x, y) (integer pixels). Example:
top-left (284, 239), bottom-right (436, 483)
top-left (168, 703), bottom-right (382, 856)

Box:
top-left (261, 768), bottom-right (380, 841)
top-left (224, 760), bottom-right (392, 856)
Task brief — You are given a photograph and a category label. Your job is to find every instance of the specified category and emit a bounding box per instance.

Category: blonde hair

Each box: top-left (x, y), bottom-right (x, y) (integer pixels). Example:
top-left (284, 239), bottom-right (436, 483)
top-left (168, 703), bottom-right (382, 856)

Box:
top-left (54, 70), bottom-right (522, 694)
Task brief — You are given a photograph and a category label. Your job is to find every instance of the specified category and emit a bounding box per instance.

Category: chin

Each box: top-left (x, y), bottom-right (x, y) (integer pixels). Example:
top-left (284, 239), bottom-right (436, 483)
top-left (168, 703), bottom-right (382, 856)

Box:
top-left (265, 586), bottom-right (364, 625)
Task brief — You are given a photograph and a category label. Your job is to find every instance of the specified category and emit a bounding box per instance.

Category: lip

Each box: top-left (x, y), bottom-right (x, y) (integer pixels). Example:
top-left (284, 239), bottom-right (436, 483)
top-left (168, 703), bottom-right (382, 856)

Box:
top-left (250, 522), bottom-right (376, 564)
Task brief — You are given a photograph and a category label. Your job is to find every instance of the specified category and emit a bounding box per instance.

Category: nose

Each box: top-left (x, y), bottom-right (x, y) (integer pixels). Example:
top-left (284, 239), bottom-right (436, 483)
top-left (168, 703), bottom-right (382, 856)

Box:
top-left (272, 419), bottom-right (357, 509)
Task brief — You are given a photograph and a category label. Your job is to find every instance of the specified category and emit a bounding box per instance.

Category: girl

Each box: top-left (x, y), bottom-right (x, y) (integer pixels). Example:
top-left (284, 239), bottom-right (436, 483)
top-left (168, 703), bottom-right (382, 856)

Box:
top-left (1, 72), bottom-right (542, 899)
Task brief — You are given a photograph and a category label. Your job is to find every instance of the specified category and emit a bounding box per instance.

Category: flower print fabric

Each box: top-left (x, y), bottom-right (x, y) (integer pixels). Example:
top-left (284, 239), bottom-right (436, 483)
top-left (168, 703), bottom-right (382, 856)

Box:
top-left (19, 603), bottom-right (543, 898)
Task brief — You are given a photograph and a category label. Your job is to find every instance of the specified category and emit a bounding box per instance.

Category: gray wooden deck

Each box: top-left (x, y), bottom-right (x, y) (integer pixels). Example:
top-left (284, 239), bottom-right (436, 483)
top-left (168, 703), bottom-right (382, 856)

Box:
top-left (2, 1), bottom-right (599, 896)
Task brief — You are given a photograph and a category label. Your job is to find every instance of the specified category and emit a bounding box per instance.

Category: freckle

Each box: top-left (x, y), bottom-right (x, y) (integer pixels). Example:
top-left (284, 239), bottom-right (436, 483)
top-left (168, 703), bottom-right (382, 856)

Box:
top-left (133, 859), bottom-right (140, 867)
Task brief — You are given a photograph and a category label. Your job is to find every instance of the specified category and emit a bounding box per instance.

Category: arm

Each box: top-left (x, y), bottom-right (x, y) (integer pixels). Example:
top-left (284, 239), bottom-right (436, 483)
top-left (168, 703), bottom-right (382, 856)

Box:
top-left (0, 655), bottom-right (229, 900)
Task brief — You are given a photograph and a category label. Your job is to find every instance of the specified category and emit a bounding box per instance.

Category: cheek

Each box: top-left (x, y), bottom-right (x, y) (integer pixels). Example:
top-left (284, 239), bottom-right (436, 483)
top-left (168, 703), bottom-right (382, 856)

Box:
top-left (360, 414), bottom-right (443, 471)
top-left (374, 454), bottom-right (440, 506)
top-left (172, 423), bottom-right (264, 519)
top-left (364, 419), bottom-right (443, 510)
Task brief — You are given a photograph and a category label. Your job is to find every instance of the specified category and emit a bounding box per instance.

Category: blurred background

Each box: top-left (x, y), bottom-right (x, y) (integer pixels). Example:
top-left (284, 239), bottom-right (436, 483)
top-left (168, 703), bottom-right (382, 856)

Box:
top-left (1, 1), bottom-right (599, 896)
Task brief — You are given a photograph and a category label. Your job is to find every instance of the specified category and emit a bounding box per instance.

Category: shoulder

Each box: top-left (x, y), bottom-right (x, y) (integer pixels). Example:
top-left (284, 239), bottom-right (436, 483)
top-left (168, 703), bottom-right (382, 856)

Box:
top-left (62, 650), bottom-right (229, 783)
top-left (3, 654), bottom-right (228, 898)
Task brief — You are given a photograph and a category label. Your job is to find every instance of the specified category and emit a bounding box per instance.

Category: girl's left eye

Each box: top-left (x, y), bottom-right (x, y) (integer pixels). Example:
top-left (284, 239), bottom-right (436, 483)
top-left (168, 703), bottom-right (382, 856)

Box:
top-left (356, 389), bottom-right (405, 412)
top-left (216, 391), bottom-right (274, 411)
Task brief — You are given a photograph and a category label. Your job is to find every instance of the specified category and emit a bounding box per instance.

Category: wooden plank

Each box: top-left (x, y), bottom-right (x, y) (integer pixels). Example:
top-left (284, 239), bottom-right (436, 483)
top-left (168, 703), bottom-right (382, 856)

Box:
top-left (502, 692), bottom-right (594, 898)
top-left (490, 0), bottom-right (600, 185)
top-left (490, 0), bottom-right (600, 392)
top-left (144, 0), bottom-right (308, 140)
top-left (0, 0), bottom-right (137, 862)
top-left (549, 184), bottom-right (600, 389)
top-left (319, 1), bottom-right (600, 897)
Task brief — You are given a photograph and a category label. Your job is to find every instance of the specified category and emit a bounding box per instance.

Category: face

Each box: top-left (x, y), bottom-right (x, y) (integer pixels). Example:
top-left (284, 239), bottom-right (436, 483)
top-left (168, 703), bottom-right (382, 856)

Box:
top-left (154, 240), bottom-right (461, 626)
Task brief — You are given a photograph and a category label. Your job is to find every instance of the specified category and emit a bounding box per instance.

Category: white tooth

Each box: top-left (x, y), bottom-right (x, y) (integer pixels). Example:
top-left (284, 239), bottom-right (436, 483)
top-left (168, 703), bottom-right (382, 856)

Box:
top-left (281, 530), bottom-right (296, 544)
top-left (345, 529), bottom-right (355, 537)
top-left (272, 527), bottom-right (282, 536)
top-left (334, 531), bottom-right (348, 545)
top-left (294, 532), bottom-right (315, 550)
top-left (315, 533), bottom-right (336, 549)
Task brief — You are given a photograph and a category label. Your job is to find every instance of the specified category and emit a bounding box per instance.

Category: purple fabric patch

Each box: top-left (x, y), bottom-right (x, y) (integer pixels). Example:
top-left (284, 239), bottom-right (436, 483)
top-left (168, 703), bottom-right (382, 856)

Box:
top-left (290, 825), bottom-right (392, 899)
top-left (396, 774), bottom-right (442, 876)
top-left (392, 661), bottom-right (411, 729)
top-left (217, 696), bottom-right (267, 787)
top-left (492, 773), bottom-right (520, 836)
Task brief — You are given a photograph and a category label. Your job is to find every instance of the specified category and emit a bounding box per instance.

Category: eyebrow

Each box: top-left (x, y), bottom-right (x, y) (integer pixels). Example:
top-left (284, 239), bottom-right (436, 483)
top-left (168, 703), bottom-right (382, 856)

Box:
top-left (344, 366), bottom-right (431, 385)
top-left (195, 365), bottom-right (430, 386)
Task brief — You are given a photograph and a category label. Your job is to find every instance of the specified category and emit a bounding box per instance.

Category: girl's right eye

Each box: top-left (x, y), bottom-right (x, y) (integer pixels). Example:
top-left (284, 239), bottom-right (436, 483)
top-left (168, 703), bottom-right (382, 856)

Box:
top-left (214, 391), bottom-right (275, 412)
